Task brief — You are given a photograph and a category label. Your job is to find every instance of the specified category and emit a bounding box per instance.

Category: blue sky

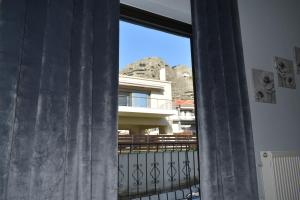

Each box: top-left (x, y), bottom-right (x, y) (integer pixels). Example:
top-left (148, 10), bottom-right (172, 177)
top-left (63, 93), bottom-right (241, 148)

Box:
top-left (119, 21), bottom-right (192, 70)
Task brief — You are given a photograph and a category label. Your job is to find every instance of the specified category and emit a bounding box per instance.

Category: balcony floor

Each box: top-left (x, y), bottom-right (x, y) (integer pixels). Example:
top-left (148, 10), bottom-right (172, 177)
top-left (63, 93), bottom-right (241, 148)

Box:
top-left (118, 106), bottom-right (175, 118)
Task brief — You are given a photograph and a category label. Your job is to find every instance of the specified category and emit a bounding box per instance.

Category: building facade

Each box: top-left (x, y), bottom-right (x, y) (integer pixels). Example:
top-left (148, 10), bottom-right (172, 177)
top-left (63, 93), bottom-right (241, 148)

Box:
top-left (171, 100), bottom-right (196, 135)
top-left (118, 68), bottom-right (196, 135)
top-left (118, 68), bottom-right (175, 134)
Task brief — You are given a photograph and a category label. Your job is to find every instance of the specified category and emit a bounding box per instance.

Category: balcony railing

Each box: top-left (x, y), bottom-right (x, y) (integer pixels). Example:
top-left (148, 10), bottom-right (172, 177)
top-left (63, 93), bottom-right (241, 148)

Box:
top-left (118, 95), bottom-right (173, 110)
top-left (118, 135), bottom-right (200, 200)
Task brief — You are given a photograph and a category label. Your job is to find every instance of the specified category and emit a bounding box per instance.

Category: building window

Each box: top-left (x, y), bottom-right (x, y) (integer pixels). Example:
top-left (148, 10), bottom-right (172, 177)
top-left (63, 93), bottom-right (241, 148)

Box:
top-left (131, 92), bottom-right (149, 107)
top-left (118, 91), bottom-right (130, 106)
top-left (118, 91), bottom-right (150, 108)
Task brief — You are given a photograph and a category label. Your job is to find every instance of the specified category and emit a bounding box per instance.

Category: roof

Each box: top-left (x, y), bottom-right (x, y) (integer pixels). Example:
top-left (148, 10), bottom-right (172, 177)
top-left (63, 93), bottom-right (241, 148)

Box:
top-left (174, 99), bottom-right (194, 107)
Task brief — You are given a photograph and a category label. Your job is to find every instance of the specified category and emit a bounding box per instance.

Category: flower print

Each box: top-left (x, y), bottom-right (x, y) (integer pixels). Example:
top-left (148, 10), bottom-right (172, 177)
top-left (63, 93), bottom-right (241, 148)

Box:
top-left (260, 72), bottom-right (274, 91)
top-left (252, 69), bottom-right (276, 104)
top-left (255, 90), bottom-right (265, 102)
top-left (275, 57), bottom-right (296, 89)
top-left (276, 60), bottom-right (289, 77)
top-left (284, 74), bottom-right (296, 88)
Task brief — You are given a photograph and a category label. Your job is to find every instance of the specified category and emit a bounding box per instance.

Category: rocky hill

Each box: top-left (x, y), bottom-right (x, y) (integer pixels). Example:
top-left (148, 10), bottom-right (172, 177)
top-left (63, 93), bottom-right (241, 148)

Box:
top-left (120, 57), bottom-right (194, 100)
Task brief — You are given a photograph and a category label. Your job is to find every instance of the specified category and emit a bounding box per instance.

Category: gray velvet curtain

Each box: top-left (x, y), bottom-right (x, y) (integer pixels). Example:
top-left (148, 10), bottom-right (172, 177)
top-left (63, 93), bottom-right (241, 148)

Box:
top-left (191, 0), bottom-right (258, 200)
top-left (0, 0), bottom-right (119, 199)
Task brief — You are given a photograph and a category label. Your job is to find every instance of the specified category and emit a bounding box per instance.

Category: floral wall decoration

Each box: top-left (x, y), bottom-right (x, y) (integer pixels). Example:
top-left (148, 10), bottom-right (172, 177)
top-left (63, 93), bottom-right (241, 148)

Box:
top-left (295, 47), bottom-right (300, 74)
top-left (252, 69), bottom-right (276, 104)
top-left (274, 57), bottom-right (296, 89)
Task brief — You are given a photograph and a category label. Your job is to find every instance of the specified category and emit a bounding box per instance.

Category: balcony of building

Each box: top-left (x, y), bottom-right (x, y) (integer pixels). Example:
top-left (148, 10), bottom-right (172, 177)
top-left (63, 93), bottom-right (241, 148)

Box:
top-left (118, 95), bottom-right (175, 118)
top-left (118, 74), bottom-right (175, 118)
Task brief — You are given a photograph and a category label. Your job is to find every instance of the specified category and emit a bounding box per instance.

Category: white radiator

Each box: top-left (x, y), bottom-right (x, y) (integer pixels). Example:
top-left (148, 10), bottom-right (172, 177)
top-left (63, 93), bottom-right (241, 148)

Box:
top-left (260, 151), bottom-right (300, 200)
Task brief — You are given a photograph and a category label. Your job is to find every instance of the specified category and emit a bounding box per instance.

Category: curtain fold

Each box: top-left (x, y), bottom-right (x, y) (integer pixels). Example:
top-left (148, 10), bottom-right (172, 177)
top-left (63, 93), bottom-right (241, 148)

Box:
top-left (0, 0), bottom-right (27, 199)
top-left (0, 0), bottom-right (119, 199)
top-left (191, 0), bottom-right (258, 200)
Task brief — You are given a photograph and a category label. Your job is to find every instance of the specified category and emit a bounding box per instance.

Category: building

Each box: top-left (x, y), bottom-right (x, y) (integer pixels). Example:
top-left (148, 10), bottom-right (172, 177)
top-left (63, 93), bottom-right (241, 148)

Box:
top-left (119, 57), bottom-right (196, 135)
top-left (171, 99), bottom-right (196, 135)
top-left (118, 66), bottom-right (197, 135)
top-left (118, 67), bottom-right (175, 135)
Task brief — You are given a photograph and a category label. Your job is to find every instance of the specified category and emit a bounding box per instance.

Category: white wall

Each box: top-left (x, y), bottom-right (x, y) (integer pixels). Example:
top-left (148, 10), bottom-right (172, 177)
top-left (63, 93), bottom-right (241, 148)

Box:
top-left (238, 1), bottom-right (300, 198)
top-left (238, 0), bottom-right (300, 152)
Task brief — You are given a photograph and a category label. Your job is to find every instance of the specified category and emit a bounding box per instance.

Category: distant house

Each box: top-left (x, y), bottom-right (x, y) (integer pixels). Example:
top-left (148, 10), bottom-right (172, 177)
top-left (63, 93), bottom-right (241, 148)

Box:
top-left (171, 99), bottom-right (196, 135)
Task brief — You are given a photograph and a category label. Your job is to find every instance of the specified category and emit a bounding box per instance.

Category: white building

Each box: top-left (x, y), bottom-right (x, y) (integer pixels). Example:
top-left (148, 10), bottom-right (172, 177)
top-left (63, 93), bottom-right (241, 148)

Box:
top-left (171, 100), bottom-right (196, 135)
top-left (118, 67), bottom-right (196, 135)
top-left (118, 68), bottom-right (175, 135)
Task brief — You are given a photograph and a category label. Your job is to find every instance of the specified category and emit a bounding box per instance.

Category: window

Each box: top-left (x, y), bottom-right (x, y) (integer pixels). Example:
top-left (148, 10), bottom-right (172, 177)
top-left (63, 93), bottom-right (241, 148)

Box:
top-left (118, 91), bottom-right (150, 108)
top-left (118, 5), bottom-right (199, 200)
top-left (118, 91), bottom-right (130, 106)
top-left (131, 92), bottom-right (149, 107)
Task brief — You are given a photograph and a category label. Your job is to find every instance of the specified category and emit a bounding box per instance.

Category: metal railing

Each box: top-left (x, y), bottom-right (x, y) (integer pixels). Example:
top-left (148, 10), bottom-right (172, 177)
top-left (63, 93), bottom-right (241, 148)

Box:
top-left (118, 95), bottom-right (173, 110)
top-left (118, 135), bottom-right (200, 200)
